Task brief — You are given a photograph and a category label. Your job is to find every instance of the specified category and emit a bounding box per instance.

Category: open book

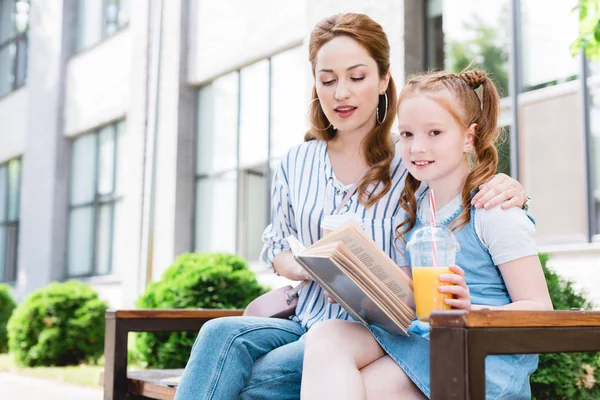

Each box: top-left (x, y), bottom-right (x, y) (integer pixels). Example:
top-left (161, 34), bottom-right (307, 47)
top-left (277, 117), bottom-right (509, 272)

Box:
top-left (287, 220), bottom-right (415, 336)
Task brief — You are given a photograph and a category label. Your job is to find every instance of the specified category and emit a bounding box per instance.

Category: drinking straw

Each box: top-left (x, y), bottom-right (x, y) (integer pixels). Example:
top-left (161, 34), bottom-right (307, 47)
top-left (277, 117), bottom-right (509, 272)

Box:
top-left (429, 189), bottom-right (438, 267)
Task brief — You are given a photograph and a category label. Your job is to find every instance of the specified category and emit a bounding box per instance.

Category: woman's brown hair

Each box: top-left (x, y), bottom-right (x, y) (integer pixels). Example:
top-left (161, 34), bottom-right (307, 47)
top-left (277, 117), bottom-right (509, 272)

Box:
top-left (395, 69), bottom-right (501, 239)
top-left (306, 13), bottom-right (398, 207)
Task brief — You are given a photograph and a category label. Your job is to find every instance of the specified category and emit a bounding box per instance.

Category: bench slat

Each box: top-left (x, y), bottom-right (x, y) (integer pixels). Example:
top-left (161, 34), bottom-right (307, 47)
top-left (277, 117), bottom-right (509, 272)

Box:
top-left (107, 309), bottom-right (244, 320)
top-left (430, 310), bottom-right (600, 328)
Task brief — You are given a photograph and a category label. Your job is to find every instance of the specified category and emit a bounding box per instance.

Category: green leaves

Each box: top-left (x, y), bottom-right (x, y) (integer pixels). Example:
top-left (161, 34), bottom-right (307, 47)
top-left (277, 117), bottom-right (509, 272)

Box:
top-left (571, 0), bottom-right (600, 60)
top-left (531, 254), bottom-right (600, 399)
top-left (132, 252), bottom-right (268, 369)
top-left (6, 281), bottom-right (108, 367)
top-left (0, 284), bottom-right (16, 354)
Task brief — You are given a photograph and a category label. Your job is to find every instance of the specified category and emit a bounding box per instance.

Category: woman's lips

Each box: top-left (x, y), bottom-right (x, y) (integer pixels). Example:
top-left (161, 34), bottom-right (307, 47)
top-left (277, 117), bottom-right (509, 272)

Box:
top-left (334, 106), bottom-right (357, 118)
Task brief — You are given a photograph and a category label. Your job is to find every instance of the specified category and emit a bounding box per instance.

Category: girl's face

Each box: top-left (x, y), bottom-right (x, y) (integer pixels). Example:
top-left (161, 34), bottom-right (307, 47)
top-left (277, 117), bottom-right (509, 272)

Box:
top-left (397, 95), bottom-right (474, 187)
top-left (314, 36), bottom-right (389, 135)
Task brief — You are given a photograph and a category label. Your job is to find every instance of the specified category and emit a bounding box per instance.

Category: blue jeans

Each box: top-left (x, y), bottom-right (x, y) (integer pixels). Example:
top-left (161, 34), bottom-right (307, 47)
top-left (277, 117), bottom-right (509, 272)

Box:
top-left (174, 316), bottom-right (305, 400)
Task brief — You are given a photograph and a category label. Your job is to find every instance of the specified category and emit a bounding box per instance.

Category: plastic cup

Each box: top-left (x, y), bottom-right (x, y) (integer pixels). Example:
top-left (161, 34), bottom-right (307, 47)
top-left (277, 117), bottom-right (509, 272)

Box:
top-left (321, 213), bottom-right (364, 237)
top-left (406, 224), bottom-right (461, 321)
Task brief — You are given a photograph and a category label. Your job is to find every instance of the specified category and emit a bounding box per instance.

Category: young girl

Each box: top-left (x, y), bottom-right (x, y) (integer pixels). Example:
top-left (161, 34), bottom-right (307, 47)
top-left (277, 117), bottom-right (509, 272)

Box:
top-left (300, 69), bottom-right (553, 400)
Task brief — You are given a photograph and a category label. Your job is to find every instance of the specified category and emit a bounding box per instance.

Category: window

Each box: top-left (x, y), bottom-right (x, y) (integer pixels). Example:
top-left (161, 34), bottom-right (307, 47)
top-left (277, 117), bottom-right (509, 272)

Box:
top-left (590, 87), bottom-right (600, 237)
top-left (520, 0), bottom-right (579, 91)
top-left (76, 0), bottom-right (130, 51)
top-left (194, 46), bottom-right (307, 262)
top-left (0, 0), bottom-right (29, 97)
top-left (0, 158), bottom-right (21, 282)
top-left (426, 0), bottom-right (514, 176)
top-left (67, 120), bottom-right (124, 277)
top-left (426, 0), bottom-right (510, 95)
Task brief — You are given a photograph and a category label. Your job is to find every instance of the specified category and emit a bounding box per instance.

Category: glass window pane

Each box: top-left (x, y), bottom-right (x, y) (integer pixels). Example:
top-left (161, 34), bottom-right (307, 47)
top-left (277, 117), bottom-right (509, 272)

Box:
top-left (242, 167), bottom-right (268, 261)
top-left (70, 133), bottom-right (97, 206)
top-left (271, 47), bottom-right (308, 158)
top-left (590, 86), bottom-right (600, 235)
top-left (15, 35), bottom-right (26, 86)
top-left (520, 0), bottom-right (579, 91)
top-left (196, 72), bottom-right (239, 175)
top-left (5, 223), bottom-right (17, 281)
top-left (14, 0), bottom-right (29, 34)
top-left (427, 0), bottom-right (510, 96)
top-left (0, 226), bottom-right (5, 281)
top-left (105, 0), bottom-right (119, 35)
top-left (0, 0), bottom-right (16, 43)
top-left (239, 60), bottom-right (269, 167)
top-left (76, 0), bottom-right (103, 50)
top-left (114, 120), bottom-right (125, 195)
top-left (118, 0), bottom-right (130, 27)
top-left (111, 200), bottom-right (123, 273)
top-left (0, 166), bottom-right (6, 221)
top-left (7, 158), bottom-right (20, 221)
top-left (98, 125), bottom-right (115, 196)
top-left (67, 206), bottom-right (94, 276)
top-left (0, 43), bottom-right (15, 97)
top-left (95, 203), bottom-right (112, 275)
top-left (194, 172), bottom-right (237, 253)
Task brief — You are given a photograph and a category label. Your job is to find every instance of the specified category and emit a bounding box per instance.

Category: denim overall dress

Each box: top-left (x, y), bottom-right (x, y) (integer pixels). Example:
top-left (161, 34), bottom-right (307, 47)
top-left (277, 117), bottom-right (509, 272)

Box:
top-left (367, 203), bottom-right (538, 399)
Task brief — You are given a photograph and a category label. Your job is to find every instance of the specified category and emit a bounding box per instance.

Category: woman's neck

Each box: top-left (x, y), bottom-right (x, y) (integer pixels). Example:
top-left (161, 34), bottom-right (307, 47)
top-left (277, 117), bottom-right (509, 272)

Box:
top-left (426, 164), bottom-right (469, 210)
top-left (328, 117), bottom-right (376, 159)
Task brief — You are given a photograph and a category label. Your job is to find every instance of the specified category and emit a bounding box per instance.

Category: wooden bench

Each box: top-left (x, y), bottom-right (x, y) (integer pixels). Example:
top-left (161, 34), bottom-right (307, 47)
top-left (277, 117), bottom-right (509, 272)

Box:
top-left (103, 309), bottom-right (600, 400)
top-left (430, 309), bottom-right (600, 399)
top-left (102, 309), bottom-right (244, 400)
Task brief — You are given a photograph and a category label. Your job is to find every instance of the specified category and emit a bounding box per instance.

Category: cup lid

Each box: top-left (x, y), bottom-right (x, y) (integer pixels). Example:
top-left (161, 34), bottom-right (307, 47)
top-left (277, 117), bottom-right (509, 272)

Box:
top-left (406, 224), bottom-right (460, 252)
top-left (321, 213), bottom-right (363, 229)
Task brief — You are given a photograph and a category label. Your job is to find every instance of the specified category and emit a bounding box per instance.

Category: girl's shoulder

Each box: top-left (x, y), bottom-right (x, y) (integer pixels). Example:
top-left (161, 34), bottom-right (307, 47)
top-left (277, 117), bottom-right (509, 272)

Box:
top-left (474, 205), bottom-right (533, 230)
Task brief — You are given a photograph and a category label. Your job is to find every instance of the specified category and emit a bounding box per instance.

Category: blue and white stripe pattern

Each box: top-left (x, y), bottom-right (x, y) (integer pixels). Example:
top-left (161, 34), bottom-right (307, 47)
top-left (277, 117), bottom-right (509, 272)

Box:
top-left (260, 139), bottom-right (411, 330)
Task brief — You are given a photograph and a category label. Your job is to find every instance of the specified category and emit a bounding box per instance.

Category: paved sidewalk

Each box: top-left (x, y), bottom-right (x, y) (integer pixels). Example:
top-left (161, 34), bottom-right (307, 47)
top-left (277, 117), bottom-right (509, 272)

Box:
top-left (0, 373), bottom-right (102, 400)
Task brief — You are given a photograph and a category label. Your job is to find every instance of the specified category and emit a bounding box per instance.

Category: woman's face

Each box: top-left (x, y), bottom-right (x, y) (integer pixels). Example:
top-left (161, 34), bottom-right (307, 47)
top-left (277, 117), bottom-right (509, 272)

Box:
top-left (314, 36), bottom-right (389, 135)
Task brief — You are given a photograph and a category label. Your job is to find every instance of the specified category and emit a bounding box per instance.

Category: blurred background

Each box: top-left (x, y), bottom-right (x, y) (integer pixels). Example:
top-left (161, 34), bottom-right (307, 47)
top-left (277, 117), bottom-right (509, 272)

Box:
top-left (0, 0), bottom-right (599, 310)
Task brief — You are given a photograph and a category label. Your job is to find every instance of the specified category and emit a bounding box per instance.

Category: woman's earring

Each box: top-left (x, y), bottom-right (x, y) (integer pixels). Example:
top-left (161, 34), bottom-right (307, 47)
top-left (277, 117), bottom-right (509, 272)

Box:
top-left (376, 92), bottom-right (388, 125)
top-left (308, 97), bottom-right (332, 131)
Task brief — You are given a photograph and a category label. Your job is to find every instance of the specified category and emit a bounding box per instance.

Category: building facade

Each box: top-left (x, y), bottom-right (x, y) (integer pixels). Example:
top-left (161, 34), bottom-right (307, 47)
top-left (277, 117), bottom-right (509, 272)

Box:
top-left (1, 0), bottom-right (599, 308)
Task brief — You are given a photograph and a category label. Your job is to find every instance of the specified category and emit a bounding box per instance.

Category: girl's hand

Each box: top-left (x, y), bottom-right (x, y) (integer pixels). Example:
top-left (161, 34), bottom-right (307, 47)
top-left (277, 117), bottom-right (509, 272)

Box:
top-left (471, 173), bottom-right (526, 210)
top-left (438, 265), bottom-right (471, 310)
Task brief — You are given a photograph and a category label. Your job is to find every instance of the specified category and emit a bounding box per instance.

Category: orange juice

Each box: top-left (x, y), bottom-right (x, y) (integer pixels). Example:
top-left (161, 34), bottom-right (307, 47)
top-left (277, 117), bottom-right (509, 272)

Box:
top-left (412, 267), bottom-right (453, 321)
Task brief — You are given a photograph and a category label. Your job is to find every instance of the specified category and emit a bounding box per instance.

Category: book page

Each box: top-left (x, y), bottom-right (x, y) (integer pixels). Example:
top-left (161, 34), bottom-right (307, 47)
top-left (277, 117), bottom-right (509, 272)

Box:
top-left (303, 220), bottom-right (415, 308)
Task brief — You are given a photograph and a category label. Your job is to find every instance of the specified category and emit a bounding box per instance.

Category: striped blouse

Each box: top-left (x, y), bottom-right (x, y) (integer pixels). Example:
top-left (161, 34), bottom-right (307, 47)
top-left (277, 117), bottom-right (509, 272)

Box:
top-left (260, 138), bottom-right (415, 330)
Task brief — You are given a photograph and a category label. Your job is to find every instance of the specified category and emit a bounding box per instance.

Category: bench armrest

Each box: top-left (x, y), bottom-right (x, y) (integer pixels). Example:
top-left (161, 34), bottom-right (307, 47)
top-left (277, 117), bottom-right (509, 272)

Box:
top-left (103, 308), bottom-right (243, 400)
top-left (430, 309), bottom-right (600, 328)
top-left (429, 310), bottom-right (600, 399)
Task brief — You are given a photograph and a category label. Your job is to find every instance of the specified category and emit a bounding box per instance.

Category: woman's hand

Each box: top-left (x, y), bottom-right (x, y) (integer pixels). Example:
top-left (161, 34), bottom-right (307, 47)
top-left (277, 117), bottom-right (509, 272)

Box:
top-left (273, 251), bottom-right (312, 281)
top-left (471, 173), bottom-right (526, 210)
top-left (438, 265), bottom-right (471, 310)
top-left (324, 290), bottom-right (337, 304)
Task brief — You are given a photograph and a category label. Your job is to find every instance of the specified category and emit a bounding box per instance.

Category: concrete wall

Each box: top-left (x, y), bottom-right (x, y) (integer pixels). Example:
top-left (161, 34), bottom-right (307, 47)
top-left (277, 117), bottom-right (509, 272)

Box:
top-left (0, 88), bottom-right (28, 163)
top-left (64, 30), bottom-right (131, 136)
top-left (16, 0), bottom-right (73, 300)
top-left (188, 0), bottom-right (305, 84)
top-left (519, 81), bottom-right (588, 245)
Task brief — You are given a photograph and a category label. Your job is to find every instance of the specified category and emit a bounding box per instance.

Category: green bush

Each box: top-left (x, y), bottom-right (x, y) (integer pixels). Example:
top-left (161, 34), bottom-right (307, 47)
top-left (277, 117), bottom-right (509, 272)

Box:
top-left (531, 253), bottom-right (600, 399)
top-left (0, 284), bottom-right (16, 353)
top-left (7, 280), bottom-right (108, 367)
top-left (134, 252), bottom-right (267, 369)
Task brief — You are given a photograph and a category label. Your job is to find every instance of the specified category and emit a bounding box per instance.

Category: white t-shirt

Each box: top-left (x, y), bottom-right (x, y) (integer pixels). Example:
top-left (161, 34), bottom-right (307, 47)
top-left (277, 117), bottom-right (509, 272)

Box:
top-left (397, 194), bottom-right (538, 266)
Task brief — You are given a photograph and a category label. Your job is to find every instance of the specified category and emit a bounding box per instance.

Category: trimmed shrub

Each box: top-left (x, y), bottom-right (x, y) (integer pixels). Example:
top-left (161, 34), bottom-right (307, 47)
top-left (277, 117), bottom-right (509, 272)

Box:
top-left (0, 283), bottom-right (16, 353)
top-left (7, 280), bottom-right (108, 367)
top-left (531, 253), bottom-right (600, 399)
top-left (134, 252), bottom-right (267, 369)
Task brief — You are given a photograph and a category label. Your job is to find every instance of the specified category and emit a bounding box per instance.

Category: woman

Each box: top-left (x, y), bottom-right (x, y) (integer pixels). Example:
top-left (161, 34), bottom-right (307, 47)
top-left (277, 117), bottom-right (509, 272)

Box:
top-left (174, 13), bottom-right (527, 400)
